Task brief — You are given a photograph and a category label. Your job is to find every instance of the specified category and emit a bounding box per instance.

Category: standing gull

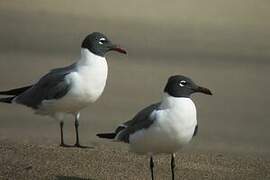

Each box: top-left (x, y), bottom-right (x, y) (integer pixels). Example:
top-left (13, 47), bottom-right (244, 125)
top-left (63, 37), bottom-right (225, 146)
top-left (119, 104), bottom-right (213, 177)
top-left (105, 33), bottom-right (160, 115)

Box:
top-left (97, 75), bottom-right (212, 179)
top-left (0, 32), bottom-right (127, 148)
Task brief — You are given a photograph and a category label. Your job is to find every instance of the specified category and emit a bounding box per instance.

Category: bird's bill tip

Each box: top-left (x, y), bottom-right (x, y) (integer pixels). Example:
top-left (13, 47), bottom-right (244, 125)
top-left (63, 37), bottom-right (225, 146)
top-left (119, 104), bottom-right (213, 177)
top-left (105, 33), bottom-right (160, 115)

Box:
top-left (110, 46), bottom-right (127, 54)
top-left (197, 86), bottom-right (213, 95)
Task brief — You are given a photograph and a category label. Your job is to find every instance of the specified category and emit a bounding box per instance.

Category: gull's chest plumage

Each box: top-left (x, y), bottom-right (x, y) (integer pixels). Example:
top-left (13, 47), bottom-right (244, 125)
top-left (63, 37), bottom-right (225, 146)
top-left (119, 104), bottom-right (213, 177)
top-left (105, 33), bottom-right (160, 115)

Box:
top-left (73, 62), bottom-right (108, 101)
top-left (130, 97), bottom-right (197, 154)
top-left (39, 51), bottom-right (108, 114)
top-left (67, 57), bottom-right (108, 105)
top-left (155, 102), bottom-right (197, 144)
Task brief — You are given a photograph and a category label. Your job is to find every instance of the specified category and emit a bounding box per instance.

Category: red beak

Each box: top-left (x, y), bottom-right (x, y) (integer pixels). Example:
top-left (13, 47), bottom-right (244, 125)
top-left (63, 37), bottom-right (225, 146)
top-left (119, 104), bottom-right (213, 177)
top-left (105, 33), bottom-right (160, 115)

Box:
top-left (110, 46), bottom-right (127, 54)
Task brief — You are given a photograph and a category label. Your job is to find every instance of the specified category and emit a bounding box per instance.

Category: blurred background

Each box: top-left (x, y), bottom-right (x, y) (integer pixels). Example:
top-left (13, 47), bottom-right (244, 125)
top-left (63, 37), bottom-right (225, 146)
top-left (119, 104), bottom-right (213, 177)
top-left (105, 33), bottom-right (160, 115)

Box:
top-left (0, 0), bottom-right (269, 155)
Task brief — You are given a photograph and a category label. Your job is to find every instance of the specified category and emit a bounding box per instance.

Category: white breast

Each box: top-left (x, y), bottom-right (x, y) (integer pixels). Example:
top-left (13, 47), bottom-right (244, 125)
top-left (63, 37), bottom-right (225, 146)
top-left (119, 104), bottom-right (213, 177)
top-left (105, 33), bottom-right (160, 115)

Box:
top-left (39, 49), bottom-right (108, 115)
top-left (71, 53), bottom-right (108, 102)
top-left (129, 95), bottom-right (197, 154)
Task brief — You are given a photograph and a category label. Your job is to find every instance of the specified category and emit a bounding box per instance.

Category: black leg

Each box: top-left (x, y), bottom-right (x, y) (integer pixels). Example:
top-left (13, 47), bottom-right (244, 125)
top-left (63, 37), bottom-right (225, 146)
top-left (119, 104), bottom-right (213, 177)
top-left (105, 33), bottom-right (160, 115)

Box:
top-left (150, 156), bottom-right (154, 180)
top-left (171, 153), bottom-right (175, 180)
top-left (74, 118), bottom-right (80, 146)
top-left (73, 114), bottom-right (89, 148)
top-left (60, 121), bottom-right (64, 146)
top-left (59, 121), bottom-right (72, 147)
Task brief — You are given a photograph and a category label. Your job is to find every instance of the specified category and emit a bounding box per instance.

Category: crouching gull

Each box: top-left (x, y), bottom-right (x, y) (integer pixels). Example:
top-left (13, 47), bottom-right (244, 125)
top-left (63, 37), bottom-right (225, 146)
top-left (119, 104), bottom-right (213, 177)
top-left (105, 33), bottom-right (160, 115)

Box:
top-left (97, 75), bottom-right (212, 180)
top-left (0, 32), bottom-right (127, 148)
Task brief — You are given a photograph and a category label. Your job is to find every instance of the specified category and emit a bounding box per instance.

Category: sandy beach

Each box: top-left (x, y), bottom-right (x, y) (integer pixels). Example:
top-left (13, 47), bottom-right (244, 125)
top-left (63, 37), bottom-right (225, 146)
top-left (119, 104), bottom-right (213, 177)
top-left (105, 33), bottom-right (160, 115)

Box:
top-left (0, 0), bottom-right (270, 179)
top-left (1, 140), bottom-right (269, 180)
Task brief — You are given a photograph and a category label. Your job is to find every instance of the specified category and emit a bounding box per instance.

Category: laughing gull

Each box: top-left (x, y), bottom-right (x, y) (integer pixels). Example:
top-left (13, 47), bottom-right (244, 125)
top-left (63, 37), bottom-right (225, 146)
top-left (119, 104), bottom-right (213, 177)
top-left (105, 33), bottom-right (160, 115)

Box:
top-left (97, 75), bottom-right (212, 180)
top-left (0, 32), bottom-right (127, 148)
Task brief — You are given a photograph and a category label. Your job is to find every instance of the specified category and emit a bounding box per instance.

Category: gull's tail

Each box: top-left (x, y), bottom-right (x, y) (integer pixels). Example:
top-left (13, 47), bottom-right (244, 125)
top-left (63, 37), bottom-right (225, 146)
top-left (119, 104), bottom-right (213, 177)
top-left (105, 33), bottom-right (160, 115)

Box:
top-left (96, 133), bottom-right (116, 139)
top-left (97, 126), bottom-right (126, 140)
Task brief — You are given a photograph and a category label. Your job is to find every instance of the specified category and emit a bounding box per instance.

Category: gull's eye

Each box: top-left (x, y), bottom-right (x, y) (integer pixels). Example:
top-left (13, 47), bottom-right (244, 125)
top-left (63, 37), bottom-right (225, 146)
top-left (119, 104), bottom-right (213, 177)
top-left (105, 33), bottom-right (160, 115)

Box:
top-left (99, 37), bottom-right (107, 45)
top-left (179, 80), bottom-right (187, 87)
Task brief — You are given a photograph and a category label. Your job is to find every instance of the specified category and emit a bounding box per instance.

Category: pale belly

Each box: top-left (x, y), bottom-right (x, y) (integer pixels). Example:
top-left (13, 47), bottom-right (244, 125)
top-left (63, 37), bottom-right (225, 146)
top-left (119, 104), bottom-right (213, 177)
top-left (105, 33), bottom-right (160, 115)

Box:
top-left (37, 70), bottom-right (107, 115)
top-left (129, 111), bottom-right (196, 154)
top-left (37, 93), bottom-right (96, 115)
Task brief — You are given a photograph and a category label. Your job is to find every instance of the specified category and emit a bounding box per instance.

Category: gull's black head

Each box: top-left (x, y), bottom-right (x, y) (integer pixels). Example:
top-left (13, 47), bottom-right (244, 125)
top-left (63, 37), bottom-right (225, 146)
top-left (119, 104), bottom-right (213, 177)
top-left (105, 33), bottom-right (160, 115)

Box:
top-left (81, 32), bottom-right (127, 57)
top-left (164, 75), bottom-right (213, 97)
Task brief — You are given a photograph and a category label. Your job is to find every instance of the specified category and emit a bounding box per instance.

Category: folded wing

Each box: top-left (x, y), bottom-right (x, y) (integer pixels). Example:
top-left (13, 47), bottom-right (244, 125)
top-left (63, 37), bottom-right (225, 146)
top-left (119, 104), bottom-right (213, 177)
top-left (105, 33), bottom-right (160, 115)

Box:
top-left (97, 103), bottom-right (160, 143)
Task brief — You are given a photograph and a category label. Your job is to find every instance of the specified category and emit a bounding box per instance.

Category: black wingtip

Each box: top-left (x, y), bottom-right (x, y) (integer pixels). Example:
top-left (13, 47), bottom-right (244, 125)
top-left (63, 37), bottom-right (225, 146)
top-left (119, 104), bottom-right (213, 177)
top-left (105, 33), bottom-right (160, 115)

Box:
top-left (193, 125), bottom-right (198, 137)
top-left (0, 97), bottom-right (15, 104)
top-left (96, 133), bottom-right (116, 139)
top-left (0, 85), bottom-right (32, 96)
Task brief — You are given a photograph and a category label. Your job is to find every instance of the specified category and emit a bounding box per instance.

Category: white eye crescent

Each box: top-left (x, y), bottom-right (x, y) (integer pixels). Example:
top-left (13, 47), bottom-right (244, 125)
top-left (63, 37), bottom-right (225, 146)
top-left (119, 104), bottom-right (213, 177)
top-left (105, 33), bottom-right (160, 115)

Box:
top-left (179, 80), bottom-right (187, 87)
top-left (100, 37), bottom-right (106, 41)
top-left (99, 38), bottom-right (106, 45)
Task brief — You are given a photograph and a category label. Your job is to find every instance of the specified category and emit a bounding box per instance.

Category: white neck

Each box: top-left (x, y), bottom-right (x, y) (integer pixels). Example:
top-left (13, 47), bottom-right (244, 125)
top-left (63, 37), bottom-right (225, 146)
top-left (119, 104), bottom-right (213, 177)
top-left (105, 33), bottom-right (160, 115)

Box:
top-left (160, 93), bottom-right (195, 110)
top-left (77, 48), bottom-right (106, 66)
top-left (159, 93), bottom-right (197, 129)
top-left (73, 48), bottom-right (108, 102)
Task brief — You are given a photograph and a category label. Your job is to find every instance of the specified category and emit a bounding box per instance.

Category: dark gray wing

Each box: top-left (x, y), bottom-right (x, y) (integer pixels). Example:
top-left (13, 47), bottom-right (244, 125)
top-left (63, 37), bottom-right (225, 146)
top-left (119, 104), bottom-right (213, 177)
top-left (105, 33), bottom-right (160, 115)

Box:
top-left (193, 124), bottom-right (198, 137)
top-left (116, 102), bottom-right (160, 143)
top-left (15, 64), bottom-right (76, 109)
